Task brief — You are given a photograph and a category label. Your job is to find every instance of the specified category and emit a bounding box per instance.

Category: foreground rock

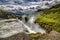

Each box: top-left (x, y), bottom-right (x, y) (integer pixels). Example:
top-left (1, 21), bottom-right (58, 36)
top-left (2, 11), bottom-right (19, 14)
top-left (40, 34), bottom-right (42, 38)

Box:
top-left (0, 31), bottom-right (60, 40)
top-left (0, 33), bottom-right (30, 40)
top-left (38, 31), bottom-right (60, 40)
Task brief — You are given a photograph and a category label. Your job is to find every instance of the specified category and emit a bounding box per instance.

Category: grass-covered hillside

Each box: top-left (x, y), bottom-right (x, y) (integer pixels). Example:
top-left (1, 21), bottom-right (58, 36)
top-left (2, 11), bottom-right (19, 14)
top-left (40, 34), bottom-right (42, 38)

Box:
top-left (35, 4), bottom-right (60, 33)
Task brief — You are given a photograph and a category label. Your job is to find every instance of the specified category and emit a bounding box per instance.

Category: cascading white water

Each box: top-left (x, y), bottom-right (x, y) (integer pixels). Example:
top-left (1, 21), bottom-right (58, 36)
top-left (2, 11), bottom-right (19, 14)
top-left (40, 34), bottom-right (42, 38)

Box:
top-left (19, 20), bottom-right (36, 34)
top-left (27, 16), bottom-right (46, 34)
top-left (0, 16), bottom-right (46, 38)
top-left (0, 19), bottom-right (25, 38)
top-left (0, 18), bottom-right (36, 38)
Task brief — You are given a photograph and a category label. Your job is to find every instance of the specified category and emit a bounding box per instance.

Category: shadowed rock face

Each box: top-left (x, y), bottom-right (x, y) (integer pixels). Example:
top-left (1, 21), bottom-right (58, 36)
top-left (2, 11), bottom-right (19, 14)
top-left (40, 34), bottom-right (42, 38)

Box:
top-left (0, 33), bottom-right (30, 40)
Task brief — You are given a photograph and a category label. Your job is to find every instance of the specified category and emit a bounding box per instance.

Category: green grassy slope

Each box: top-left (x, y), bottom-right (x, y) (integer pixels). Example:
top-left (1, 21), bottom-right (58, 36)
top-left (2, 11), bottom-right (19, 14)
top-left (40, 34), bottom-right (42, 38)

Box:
top-left (35, 4), bottom-right (60, 33)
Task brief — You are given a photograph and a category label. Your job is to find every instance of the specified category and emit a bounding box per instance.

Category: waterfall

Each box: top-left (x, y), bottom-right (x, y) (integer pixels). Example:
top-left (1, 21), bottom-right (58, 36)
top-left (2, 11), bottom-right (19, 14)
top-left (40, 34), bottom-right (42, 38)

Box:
top-left (21, 15), bottom-right (46, 34)
top-left (18, 15), bottom-right (46, 34)
top-left (27, 16), bottom-right (46, 34)
top-left (19, 20), bottom-right (36, 34)
top-left (0, 16), bottom-right (46, 38)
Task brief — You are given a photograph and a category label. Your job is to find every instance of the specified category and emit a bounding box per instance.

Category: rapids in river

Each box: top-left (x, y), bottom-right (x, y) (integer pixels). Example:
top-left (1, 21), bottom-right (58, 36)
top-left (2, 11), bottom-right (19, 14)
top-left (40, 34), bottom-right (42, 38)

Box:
top-left (0, 15), bottom-right (46, 38)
